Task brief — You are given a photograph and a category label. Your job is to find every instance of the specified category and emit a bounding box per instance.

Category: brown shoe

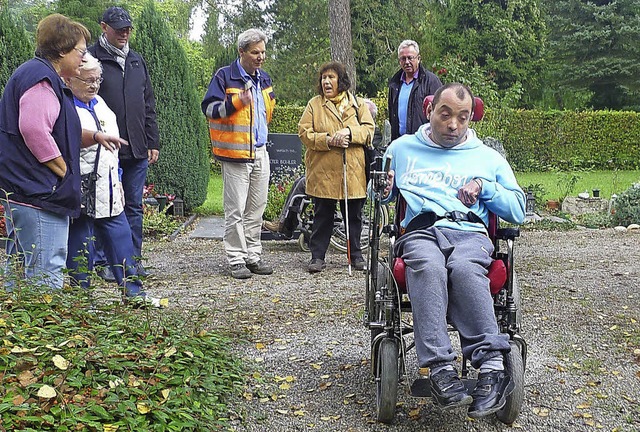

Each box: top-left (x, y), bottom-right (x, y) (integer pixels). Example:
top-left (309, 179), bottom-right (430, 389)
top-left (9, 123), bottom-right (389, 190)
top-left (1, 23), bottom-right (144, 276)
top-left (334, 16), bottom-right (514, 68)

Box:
top-left (246, 260), bottom-right (273, 275)
top-left (263, 220), bottom-right (283, 233)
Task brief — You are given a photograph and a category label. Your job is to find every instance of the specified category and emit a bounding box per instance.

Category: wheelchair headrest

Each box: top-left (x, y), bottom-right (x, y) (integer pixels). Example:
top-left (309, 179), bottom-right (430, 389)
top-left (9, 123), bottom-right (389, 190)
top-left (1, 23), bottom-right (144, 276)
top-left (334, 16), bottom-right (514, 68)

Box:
top-left (423, 94), bottom-right (484, 122)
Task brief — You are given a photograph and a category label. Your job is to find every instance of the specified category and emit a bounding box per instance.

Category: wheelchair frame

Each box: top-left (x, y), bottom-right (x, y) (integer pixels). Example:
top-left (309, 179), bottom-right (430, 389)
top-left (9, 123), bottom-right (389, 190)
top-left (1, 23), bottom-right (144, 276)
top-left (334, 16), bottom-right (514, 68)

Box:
top-left (263, 190), bottom-right (390, 254)
top-left (363, 163), bottom-right (527, 425)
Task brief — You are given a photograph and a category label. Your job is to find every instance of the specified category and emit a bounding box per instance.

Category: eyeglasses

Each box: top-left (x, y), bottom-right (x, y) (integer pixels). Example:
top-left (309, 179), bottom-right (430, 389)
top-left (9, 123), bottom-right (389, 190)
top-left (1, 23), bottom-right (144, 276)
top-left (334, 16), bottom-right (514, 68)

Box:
top-left (74, 47), bottom-right (88, 57)
top-left (112, 26), bottom-right (133, 35)
top-left (399, 55), bottom-right (418, 63)
top-left (74, 76), bottom-right (103, 86)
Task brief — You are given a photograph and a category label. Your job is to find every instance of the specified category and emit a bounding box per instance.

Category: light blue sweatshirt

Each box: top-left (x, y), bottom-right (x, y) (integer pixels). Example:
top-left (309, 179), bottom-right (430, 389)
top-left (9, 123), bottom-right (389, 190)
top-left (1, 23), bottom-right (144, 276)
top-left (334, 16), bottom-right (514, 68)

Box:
top-left (383, 124), bottom-right (526, 233)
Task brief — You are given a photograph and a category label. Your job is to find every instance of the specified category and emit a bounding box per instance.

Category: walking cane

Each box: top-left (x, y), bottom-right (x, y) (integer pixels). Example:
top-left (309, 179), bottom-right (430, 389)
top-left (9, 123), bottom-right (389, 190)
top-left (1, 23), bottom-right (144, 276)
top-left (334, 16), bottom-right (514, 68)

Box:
top-left (343, 148), bottom-right (352, 276)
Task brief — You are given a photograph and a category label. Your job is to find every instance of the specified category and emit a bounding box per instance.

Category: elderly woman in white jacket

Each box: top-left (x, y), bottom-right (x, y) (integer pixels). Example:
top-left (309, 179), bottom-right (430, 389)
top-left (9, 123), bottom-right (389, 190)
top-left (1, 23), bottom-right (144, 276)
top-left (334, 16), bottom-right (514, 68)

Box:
top-left (65, 53), bottom-right (160, 307)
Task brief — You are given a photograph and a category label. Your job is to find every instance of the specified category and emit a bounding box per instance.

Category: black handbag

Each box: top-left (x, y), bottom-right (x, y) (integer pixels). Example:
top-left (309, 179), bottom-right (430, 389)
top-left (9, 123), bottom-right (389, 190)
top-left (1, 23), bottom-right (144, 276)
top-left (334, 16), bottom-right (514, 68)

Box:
top-left (80, 138), bottom-right (101, 217)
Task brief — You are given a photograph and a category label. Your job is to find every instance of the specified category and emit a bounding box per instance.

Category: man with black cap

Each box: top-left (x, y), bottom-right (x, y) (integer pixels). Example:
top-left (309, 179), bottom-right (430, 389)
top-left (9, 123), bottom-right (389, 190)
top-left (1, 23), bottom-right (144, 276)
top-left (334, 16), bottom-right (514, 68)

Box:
top-left (89, 6), bottom-right (159, 279)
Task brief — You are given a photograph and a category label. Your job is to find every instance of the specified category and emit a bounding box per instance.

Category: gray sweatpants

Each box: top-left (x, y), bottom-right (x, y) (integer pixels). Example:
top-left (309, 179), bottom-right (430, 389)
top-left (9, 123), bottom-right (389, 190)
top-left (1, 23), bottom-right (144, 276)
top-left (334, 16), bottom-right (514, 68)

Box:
top-left (395, 227), bottom-right (511, 370)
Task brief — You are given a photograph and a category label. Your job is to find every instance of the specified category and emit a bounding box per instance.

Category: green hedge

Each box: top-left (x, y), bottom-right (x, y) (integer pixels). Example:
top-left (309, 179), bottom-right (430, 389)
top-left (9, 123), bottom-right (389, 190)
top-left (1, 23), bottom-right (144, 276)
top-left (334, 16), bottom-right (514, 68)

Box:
top-left (271, 103), bottom-right (640, 172)
top-left (475, 109), bottom-right (640, 172)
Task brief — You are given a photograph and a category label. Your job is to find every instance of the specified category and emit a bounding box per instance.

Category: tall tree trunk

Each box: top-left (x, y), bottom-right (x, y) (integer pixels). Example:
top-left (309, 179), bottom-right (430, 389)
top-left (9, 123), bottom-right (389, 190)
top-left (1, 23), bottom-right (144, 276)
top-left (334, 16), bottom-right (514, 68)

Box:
top-left (328, 0), bottom-right (356, 91)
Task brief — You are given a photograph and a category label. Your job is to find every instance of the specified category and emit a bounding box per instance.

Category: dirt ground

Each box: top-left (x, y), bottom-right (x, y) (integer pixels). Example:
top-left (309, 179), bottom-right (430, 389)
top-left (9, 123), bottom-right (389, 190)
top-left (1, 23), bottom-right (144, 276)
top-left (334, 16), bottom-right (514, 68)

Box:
top-left (139, 224), bottom-right (640, 432)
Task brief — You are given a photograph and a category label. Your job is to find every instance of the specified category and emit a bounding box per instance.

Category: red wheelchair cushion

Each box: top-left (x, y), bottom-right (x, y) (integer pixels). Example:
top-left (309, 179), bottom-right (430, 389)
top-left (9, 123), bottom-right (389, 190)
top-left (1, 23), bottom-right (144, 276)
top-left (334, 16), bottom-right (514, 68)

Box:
top-left (488, 259), bottom-right (507, 294)
top-left (392, 256), bottom-right (507, 295)
top-left (392, 258), bottom-right (407, 292)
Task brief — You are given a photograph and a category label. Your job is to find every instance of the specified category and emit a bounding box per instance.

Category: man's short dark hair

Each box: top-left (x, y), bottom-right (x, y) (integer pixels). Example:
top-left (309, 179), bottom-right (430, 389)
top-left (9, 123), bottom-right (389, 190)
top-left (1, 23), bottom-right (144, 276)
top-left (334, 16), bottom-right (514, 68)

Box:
top-left (432, 83), bottom-right (475, 113)
top-left (316, 61), bottom-right (351, 96)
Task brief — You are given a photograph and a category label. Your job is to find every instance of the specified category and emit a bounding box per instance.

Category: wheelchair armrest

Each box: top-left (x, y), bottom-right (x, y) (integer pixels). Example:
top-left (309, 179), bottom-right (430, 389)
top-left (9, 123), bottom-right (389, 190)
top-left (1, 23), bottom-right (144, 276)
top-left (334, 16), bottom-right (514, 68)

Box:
top-left (496, 227), bottom-right (520, 240)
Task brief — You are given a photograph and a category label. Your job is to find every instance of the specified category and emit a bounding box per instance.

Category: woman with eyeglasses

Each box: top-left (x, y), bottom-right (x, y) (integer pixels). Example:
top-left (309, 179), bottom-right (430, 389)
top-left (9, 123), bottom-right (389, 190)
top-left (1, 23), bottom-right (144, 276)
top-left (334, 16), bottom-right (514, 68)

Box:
top-left (0, 14), bottom-right (124, 291)
top-left (63, 53), bottom-right (162, 307)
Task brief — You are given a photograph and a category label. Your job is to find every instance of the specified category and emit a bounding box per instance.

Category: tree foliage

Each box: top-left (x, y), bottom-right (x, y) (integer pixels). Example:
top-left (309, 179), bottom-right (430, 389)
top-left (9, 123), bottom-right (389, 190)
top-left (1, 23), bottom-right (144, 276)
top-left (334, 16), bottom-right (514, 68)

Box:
top-left (350, 0), bottom-right (432, 100)
top-left (54, 0), bottom-right (112, 42)
top-left (266, 0), bottom-right (330, 104)
top-left (0, 7), bottom-right (34, 94)
top-left (544, 0), bottom-right (640, 110)
top-left (134, 0), bottom-right (210, 210)
top-left (426, 0), bottom-right (546, 107)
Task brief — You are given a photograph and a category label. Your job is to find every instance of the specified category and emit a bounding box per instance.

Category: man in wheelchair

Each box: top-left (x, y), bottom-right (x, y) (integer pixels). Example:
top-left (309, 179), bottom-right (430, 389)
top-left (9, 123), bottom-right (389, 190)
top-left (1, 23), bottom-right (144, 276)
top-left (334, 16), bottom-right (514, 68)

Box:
top-left (381, 83), bottom-right (526, 418)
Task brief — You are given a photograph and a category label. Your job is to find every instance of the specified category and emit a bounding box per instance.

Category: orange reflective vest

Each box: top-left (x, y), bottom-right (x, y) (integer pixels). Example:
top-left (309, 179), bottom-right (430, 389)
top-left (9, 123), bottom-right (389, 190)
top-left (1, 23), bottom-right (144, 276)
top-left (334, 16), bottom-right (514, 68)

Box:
top-left (203, 62), bottom-right (276, 162)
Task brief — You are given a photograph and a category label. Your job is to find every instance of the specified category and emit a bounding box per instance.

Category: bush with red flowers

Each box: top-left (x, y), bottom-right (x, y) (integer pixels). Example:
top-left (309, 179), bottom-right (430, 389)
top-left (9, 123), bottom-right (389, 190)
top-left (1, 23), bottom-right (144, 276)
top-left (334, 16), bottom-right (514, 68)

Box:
top-left (0, 203), bottom-right (6, 237)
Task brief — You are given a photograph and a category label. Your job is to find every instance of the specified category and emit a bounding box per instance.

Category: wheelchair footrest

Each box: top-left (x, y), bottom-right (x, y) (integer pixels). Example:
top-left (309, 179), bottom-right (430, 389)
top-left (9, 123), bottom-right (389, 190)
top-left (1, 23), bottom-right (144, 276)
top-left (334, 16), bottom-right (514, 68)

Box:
top-left (410, 377), bottom-right (477, 398)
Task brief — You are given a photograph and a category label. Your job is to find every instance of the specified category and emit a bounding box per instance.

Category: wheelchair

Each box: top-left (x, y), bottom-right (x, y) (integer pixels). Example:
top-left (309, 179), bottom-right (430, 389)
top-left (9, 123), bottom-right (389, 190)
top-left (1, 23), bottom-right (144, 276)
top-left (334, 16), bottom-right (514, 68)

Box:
top-left (363, 99), bottom-right (527, 425)
top-left (264, 176), bottom-right (390, 253)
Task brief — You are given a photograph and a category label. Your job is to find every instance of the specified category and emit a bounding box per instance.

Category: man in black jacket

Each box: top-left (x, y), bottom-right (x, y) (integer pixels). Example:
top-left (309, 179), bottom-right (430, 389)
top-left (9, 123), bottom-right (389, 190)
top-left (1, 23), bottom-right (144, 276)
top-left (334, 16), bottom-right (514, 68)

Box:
top-left (89, 6), bottom-right (160, 278)
top-left (388, 40), bottom-right (442, 141)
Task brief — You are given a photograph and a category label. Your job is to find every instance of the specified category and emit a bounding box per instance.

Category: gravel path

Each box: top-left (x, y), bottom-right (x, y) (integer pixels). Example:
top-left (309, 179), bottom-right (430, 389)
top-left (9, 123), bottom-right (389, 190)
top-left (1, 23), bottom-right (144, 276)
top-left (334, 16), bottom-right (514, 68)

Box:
top-left (145, 226), bottom-right (640, 432)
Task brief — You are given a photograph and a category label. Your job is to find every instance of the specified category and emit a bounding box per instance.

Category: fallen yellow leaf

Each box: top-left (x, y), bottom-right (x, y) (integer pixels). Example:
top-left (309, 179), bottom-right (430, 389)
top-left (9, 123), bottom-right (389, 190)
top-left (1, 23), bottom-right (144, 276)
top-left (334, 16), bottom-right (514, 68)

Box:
top-left (164, 346), bottom-right (177, 357)
top-left (52, 354), bottom-right (69, 370)
top-left (37, 384), bottom-right (56, 399)
top-left (136, 402), bottom-right (151, 414)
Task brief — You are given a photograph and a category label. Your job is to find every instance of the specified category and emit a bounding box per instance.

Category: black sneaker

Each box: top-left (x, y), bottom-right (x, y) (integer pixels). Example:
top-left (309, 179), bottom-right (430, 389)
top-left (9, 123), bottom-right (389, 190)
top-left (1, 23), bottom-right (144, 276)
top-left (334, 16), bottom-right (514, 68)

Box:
top-left (467, 370), bottom-right (515, 418)
top-left (429, 368), bottom-right (473, 410)
top-left (97, 266), bottom-right (116, 282)
top-left (246, 260), bottom-right (273, 275)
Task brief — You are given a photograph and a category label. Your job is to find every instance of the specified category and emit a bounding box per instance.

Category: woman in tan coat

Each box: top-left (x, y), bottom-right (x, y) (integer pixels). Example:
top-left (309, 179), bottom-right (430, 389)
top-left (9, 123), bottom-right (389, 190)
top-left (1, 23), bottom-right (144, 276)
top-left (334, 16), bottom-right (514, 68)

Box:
top-left (299, 61), bottom-right (375, 273)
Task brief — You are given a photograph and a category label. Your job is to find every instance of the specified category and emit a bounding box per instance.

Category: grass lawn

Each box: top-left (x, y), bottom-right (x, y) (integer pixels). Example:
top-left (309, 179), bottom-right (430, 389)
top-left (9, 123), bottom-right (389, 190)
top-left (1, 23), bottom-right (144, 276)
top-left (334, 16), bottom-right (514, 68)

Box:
top-left (193, 170), bottom-right (640, 216)
top-left (193, 171), bottom-right (223, 215)
top-left (515, 170), bottom-right (640, 203)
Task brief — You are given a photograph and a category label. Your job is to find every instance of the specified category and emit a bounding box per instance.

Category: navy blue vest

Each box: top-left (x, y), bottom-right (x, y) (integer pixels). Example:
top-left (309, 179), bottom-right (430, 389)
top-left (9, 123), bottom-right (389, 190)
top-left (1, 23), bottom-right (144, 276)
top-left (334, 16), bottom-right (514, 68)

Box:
top-left (0, 57), bottom-right (81, 217)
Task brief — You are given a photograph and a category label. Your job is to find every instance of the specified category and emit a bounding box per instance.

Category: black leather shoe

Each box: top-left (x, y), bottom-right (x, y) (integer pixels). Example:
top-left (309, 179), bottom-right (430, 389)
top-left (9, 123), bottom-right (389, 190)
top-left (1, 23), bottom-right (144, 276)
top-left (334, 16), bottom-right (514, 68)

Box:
top-left (136, 262), bottom-right (150, 278)
top-left (429, 368), bottom-right (473, 410)
top-left (97, 266), bottom-right (116, 282)
top-left (352, 257), bottom-right (366, 271)
top-left (468, 370), bottom-right (515, 418)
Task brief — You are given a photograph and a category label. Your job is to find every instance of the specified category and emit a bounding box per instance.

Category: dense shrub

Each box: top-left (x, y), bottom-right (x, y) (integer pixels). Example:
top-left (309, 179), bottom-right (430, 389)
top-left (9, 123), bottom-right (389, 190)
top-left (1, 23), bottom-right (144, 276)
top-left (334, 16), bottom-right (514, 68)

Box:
top-left (475, 109), bottom-right (640, 172)
top-left (271, 103), bottom-right (640, 173)
top-left (135, 1), bottom-right (210, 211)
top-left (0, 8), bottom-right (33, 94)
top-left (612, 183), bottom-right (640, 226)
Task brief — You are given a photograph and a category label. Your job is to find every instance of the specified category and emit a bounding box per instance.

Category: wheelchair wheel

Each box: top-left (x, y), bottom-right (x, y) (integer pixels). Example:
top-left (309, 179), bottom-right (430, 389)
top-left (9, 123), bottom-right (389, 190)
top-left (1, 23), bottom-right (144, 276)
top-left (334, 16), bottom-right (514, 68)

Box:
top-left (330, 203), bottom-right (389, 253)
top-left (376, 338), bottom-right (399, 424)
top-left (496, 341), bottom-right (525, 425)
top-left (297, 233), bottom-right (310, 252)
